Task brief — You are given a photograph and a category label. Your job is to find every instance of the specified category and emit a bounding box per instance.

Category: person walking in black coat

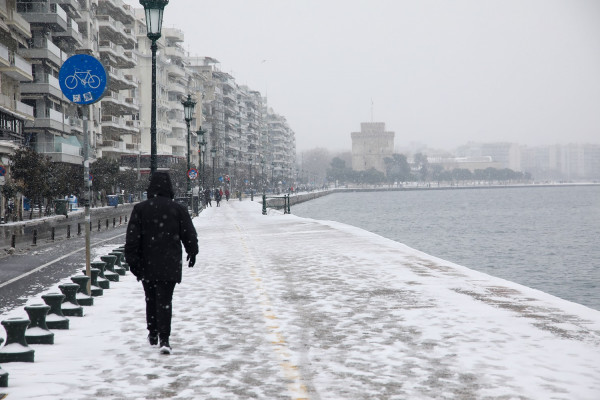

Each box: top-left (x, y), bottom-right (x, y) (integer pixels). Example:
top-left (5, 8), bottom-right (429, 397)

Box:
top-left (204, 188), bottom-right (212, 207)
top-left (124, 172), bottom-right (198, 355)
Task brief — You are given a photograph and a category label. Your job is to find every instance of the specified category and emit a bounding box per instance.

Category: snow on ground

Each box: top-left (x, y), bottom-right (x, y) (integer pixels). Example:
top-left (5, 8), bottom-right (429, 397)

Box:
top-left (0, 200), bottom-right (599, 399)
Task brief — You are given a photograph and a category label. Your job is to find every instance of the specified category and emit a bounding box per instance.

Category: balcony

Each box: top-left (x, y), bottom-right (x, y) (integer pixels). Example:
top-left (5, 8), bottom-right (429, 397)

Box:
top-left (19, 38), bottom-right (67, 67)
top-left (164, 45), bottom-right (184, 60)
top-left (53, 17), bottom-right (82, 46)
top-left (21, 73), bottom-right (62, 99)
top-left (167, 81), bottom-right (185, 95)
top-left (0, 93), bottom-right (34, 121)
top-left (50, 0), bottom-right (82, 19)
top-left (101, 90), bottom-right (138, 114)
top-left (167, 63), bottom-right (185, 79)
top-left (42, 142), bottom-right (83, 164)
top-left (6, 10), bottom-right (31, 39)
top-left (0, 42), bottom-right (9, 68)
top-left (164, 28), bottom-right (184, 42)
top-left (28, 108), bottom-right (70, 134)
top-left (0, 51), bottom-right (33, 82)
top-left (17, 3), bottom-right (68, 32)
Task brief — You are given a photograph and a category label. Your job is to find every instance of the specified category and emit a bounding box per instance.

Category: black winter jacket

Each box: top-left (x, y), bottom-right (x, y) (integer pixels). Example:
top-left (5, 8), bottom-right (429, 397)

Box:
top-left (124, 172), bottom-right (198, 283)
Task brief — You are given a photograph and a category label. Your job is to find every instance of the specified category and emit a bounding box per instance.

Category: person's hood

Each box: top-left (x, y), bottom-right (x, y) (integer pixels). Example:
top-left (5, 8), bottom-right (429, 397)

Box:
top-left (146, 172), bottom-right (174, 199)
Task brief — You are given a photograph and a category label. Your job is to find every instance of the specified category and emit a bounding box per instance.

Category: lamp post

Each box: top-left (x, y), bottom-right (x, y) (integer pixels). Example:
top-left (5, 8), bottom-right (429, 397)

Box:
top-left (248, 156), bottom-right (253, 201)
top-left (196, 128), bottom-right (205, 188)
top-left (182, 94), bottom-right (196, 197)
top-left (139, 0), bottom-right (168, 175)
top-left (200, 139), bottom-right (206, 186)
top-left (261, 159), bottom-right (266, 215)
top-left (211, 147), bottom-right (217, 188)
top-left (271, 162), bottom-right (275, 192)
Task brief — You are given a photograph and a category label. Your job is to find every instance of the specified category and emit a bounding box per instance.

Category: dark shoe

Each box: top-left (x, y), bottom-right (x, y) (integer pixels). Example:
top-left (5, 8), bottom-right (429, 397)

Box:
top-left (159, 339), bottom-right (171, 355)
top-left (148, 334), bottom-right (158, 346)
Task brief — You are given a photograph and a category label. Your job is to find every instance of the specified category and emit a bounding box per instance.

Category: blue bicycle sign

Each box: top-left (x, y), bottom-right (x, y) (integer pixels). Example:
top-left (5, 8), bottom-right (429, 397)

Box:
top-left (59, 54), bottom-right (108, 105)
top-left (64, 69), bottom-right (101, 90)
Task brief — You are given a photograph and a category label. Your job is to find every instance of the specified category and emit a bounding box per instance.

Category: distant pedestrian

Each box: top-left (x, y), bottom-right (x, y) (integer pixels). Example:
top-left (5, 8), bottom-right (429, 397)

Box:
top-left (225, 189), bottom-right (230, 201)
top-left (215, 188), bottom-right (222, 207)
top-left (125, 172), bottom-right (198, 355)
top-left (204, 188), bottom-right (212, 207)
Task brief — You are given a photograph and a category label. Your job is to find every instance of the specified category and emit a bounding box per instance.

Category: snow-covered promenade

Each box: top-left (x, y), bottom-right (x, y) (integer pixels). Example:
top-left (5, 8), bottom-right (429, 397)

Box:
top-left (1, 200), bottom-right (600, 399)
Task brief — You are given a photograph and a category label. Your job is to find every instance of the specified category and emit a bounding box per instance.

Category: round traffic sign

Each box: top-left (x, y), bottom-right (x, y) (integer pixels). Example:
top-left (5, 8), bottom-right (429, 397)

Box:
top-left (187, 168), bottom-right (198, 180)
top-left (0, 165), bottom-right (6, 177)
top-left (59, 54), bottom-right (108, 105)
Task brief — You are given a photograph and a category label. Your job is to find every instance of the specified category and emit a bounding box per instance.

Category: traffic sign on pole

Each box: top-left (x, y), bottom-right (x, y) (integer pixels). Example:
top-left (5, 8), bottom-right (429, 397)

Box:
top-left (0, 165), bottom-right (6, 177)
top-left (58, 54), bottom-right (108, 105)
top-left (187, 168), bottom-right (198, 180)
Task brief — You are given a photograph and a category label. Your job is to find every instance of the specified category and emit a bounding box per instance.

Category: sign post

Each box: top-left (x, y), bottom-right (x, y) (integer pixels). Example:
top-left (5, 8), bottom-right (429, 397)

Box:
top-left (59, 54), bottom-right (107, 291)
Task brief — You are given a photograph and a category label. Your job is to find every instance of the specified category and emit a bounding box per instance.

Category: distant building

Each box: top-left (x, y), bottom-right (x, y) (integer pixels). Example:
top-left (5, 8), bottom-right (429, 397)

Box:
top-left (351, 122), bottom-right (394, 173)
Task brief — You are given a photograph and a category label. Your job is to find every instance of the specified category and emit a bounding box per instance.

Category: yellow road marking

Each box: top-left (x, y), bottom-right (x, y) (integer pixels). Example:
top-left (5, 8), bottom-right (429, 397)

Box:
top-left (235, 224), bottom-right (310, 400)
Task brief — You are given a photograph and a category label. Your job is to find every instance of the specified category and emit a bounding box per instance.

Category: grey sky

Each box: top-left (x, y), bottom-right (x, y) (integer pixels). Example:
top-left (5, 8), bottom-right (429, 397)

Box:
top-left (131, 0), bottom-right (600, 152)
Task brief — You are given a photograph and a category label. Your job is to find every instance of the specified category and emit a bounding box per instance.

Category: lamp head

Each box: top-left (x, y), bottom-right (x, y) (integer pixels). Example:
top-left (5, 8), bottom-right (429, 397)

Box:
top-left (139, 0), bottom-right (169, 41)
top-left (182, 94), bottom-right (196, 122)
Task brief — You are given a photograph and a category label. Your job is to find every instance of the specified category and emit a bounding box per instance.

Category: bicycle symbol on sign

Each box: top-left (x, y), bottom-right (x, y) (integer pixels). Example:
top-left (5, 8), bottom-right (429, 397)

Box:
top-left (64, 69), bottom-right (101, 90)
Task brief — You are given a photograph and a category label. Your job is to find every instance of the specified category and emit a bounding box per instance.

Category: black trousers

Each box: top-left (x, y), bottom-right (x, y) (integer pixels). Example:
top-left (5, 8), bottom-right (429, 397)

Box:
top-left (142, 280), bottom-right (176, 340)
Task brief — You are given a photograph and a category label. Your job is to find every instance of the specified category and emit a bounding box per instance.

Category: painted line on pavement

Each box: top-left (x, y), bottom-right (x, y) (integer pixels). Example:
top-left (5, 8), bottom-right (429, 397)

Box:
top-left (0, 232), bottom-right (126, 289)
top-left (235, 223), bottom-right (310, 400)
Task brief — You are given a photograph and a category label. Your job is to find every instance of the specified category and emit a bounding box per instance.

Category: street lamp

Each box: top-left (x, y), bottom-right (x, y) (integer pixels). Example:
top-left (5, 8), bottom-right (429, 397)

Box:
top-left (196, 128), bottom-right (205, 188)
top-left (271, 162), bottom-right (275, 192)
top-left (248, 156), bottom-right (253, 201)
top-left (139, 0), bottom-right (168, 175)
top-left (182, 94), bottom-right (196, 196)
top-left (261, 159), bottom-right (266, 215)
top-left (200, 139), bottom-right (206, 188)
top-left (211, 147), bottom-right (217, 188)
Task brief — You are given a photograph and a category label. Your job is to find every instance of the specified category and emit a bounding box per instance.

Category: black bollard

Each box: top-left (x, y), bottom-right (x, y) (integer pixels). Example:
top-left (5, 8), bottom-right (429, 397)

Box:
top-left (11, 234), bottom-right (15, 248)
top-left (51, 227), bottom-right (55, 241)
top-left (83, 268), bottom-right (103, 296)
top-left (41, 293), bottom-right (69, 329)
top-left (24, 304), bottom-right (54, 345)
top-left (100, 255), bottom-right (119, 282)
top-left (70, 276), bottom-right (94, 306)
top-left (0, 318), bottom-right (35, 362)
top-left (32, 229), bottom-right (37, 246)
top-left (67, 225), bottom-right (71, 238)
top-left (0, 338), bottom-right (8, 387)
top-left (58, 283), bottom-right (84, 317)
top-left (77, 223), bottom-right (81, 236)
top-left (97, 220), bottom-right (101, 231)
top-left (106, 219), bottom-right (109, 229)
top-left (91, 261), bottom-right (110, 289)
top-left (113, 217), bottom-right (116, 227)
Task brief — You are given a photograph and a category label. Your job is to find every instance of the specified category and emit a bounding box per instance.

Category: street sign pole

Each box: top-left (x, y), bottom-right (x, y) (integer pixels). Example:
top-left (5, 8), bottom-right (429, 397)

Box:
top-left (82, 106), bottom-right (91, 292)
top-left (59, 54), bottom-right (107, 292)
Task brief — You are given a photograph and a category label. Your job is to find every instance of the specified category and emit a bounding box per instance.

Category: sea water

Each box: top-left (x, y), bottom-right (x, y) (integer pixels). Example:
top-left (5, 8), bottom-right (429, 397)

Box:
top-left (292, 185), bottom-right (600, 310)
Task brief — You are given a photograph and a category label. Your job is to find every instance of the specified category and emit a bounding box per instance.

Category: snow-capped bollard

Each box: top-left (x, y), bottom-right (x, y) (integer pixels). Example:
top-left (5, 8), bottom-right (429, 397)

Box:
top-left (100, 255), bottom-right (119, 282)
top-left (24, 304), bottom-right (54, 345)
top-left (82, 268), bottom-right (103, 296)
top-left (121, 261), bottom-right (130, 272)
top-left (109, 252), bottom-right (126, 276)
top-left (41, 293), bottom-right (69, 329)
top-left (0, 338), bottom-right (8, 387)
top-left (58, 283), bottom-right (83, 317)
top-left (91, 261), bottom-right (110, 289)
top-left (70, 276), bottom-right (94, 306)
top-left (0, 318), bottom-right (35, 363)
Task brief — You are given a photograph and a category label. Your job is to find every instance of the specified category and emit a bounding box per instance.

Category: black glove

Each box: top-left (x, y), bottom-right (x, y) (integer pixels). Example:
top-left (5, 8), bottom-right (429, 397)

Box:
top-left (187, 253), bottom-right (196, 268)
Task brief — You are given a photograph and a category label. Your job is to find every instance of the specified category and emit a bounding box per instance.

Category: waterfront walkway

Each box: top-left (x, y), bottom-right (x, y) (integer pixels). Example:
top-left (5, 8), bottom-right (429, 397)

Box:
top-left (1, 199), bottom-right (600, 399)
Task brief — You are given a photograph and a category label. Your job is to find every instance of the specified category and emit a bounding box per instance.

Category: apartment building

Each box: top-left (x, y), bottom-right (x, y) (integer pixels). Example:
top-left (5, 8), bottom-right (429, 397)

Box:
top-left (17, 0), bottom-right (84, 164)
top-left (96, 0), bottom-right (138, 160)
top-left (0, 0), bottom-right (34, 159)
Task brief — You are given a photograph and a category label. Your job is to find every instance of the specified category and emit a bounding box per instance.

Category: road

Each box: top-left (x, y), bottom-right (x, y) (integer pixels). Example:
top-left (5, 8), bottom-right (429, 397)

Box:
top-left (0, 223), bottom-right (127, 315)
